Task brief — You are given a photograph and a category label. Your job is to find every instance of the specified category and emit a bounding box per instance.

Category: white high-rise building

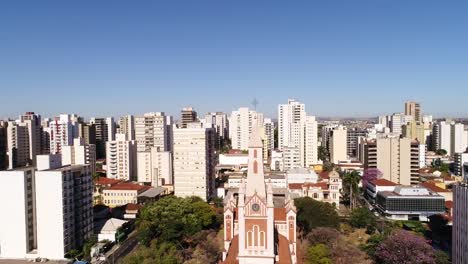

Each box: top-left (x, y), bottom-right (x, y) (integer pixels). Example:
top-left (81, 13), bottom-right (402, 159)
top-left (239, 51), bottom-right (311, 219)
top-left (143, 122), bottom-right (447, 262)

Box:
top-left (62, 138), bottom-right (96, 174)
top-left (389, 113), bottom-right (413, 135)
top-left (49, 114), bottom-right (78, 154)
top-left (229, 107), bottom-right (264, 151)
top-left (278, 99), bottom-right (318, 167)
top-left (106, 117), bottom-right (116, 142)
top-left (106, 134), bottom-right (137, 181)
top-left (118, 115), bottom-right (135, 141)
top-left (283, 146), bottom-right (301, 171)
top-left (452, 123), bottom-right (467, 156)
top-left (438, 121), bottom-right (452, 154)
top-left (7, 121), bottom-right (31, 169)
top-left (137, 148), bottom-right (173, 186)
top-left (304, 116), bottom-right (318, 166)
top-left (173, 124), bottom-right (216, 201)
top-left (278, 99), bottom-right (306, 151)
top-left (204, 112), bottom-right (229, 141)
top-left (330, 126), bottom-right (347, 164)
top-left (135, 112), bottom-right (170, 152)
top-left (0, 155), bottom-right (93, 260)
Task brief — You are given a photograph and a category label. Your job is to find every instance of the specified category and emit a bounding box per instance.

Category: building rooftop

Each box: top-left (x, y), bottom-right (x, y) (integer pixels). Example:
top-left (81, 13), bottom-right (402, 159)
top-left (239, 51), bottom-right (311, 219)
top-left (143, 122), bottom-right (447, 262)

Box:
top-left (138, 186), bottom-right (166, 198)
top-left (379, 186), bottom-right (443, 198)
top-left (370, 178), bottom-right (398, 187)
top-left (105, 182), bottom-right (151, 192)
top-left (420, 182), bottom-right (451, 193)
top-left (95, 177), bottom-right (122, 185)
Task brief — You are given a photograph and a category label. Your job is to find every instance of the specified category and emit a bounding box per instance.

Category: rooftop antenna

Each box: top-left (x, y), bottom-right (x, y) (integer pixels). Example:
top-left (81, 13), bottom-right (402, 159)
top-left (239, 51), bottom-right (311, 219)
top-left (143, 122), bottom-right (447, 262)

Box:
top-left (252, 98), bottom-right (259, 110)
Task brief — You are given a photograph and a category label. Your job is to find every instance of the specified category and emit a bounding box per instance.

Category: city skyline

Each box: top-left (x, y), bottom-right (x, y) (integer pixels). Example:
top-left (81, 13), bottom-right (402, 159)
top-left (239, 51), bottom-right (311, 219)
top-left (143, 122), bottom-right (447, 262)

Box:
top-left (1, 1), bottom-right (468, 118)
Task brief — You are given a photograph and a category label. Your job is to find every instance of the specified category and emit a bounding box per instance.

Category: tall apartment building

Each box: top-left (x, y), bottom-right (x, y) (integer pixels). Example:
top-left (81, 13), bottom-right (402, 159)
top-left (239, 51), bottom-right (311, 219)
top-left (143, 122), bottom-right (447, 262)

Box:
top-left (7, 120), bottom-right (31, 169)
top-left (135, 112), bottom-right (170, 152)
top-left (405, 101), bottom-right (422, 123)
top-left (262, 118), bottom-right (275, 161)
top-left (347, 128), bottom-right (367, 157)
top-left (137, 148), bottom-right (173, 186)
top-left (173, 124), bottom-right (216, 201)
top-left (78, 123), bottom-right (96, 145)
top-left (283, 146), bottom-right (302, 171)
top-left (390, 113), bottom-right (413, 135)
top-left (321, 124), bottom-right (338, 153)
top-left (403, 120), bottom-right (426, 144)
top-left (20, 112), bottom-right (42, 157)
top-left (49, 114), bottom-right (78, 155)
top-left (204, 112), bottom-right (229, 149)
top-left (0, 155), bottom-right (93, 260)
top-left (118, 115), bottom-right (135, 141)
top-left (0, 121), bottom-right (7, 170)
top-left (453, 183), bottom-right (468, 264)
top-left (106, 117), bottom-right (116, 142)
top-left (454, 152), bottom-right (468, 177)
top-left (330, 126), bottom-right (347, 164)
top-left (278, 99), bottom-right (318, 166)
top-left (229, 107), bottom-right (264, 151)
top-left (90, 117), bottom-right (109, 159)
top-left (452, 123), bottom-right (467, 156)
top-left (62, 138), bottom-right (96, 175)
top-left (106, 134), bottom-right (137, 181)
top-left (181, 107), bottom-right (198, 128)
top-left (359, 136), bottom-right (420, 185)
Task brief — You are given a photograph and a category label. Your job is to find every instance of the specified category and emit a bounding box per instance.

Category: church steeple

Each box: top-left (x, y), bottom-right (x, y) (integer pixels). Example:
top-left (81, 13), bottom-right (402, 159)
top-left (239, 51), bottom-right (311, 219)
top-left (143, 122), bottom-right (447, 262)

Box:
top-left (246, 125), bottom-right (266, 196)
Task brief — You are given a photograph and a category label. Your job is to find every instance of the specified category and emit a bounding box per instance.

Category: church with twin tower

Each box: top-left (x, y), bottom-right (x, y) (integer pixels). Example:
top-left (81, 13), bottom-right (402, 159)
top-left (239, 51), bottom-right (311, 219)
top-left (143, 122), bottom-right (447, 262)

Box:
top-left (223, 126), bottom-right (298, 264)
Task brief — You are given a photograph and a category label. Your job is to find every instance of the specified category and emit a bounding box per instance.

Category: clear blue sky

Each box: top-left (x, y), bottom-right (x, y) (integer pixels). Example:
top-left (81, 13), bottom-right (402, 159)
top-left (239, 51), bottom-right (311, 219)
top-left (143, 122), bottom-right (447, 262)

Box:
top-left (1, 0), bottom-right (467, 119)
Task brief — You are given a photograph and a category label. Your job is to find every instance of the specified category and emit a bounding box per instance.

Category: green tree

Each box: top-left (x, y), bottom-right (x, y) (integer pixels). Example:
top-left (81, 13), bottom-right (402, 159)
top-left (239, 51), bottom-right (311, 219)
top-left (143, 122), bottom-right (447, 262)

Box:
top-left (342, 171), bottom-right (361, 210)
top-left (306, 244), bottom-right (332, 264)
top-left (349, 207), bottom-right (377, 233)
top-left (295, 197), bottom-right (340, 236)
top-left (123, 240), bottom-right (182, 264)
top-left (435, 149), bottom-right (447, 156)
top-left (136, 196), bottom-right (218, 245)
top-left (318, 146), bottom-right (329, 162)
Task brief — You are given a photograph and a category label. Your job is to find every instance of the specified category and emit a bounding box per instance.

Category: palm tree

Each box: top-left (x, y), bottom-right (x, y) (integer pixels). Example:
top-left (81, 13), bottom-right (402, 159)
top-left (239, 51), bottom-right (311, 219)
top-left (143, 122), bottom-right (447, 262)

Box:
top-left (342, 171), bottom-right (361, 210)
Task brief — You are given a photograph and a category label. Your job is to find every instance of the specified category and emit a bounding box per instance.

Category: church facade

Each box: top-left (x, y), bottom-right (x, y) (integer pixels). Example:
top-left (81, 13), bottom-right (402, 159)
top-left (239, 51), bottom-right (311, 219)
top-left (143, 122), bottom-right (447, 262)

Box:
top-left (222, 127), bottom-right (298, 264)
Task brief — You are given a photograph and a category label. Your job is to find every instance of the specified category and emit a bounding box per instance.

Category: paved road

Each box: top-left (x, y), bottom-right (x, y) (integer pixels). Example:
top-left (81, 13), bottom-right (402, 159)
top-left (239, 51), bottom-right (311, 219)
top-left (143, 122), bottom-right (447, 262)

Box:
top-left (92, 231), bottom-right (139, 264)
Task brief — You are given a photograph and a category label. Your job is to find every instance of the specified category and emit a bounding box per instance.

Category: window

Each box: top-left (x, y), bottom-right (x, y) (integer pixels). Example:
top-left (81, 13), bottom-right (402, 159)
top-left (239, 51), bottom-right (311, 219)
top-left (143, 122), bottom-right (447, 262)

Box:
top-left (253, 161), bottom-right (258, 174)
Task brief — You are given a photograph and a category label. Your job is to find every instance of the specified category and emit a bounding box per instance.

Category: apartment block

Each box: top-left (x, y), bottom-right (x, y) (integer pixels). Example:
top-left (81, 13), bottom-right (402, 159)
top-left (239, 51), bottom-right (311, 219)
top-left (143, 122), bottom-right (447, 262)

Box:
top-left (106, 134), bottom-right (137, 181)
top-left (173, 125), bottom-right (216, 201)
top-left (181, 107), bottom-right (198, 128)
top-left (62, 138), bottom-right (96, 174)
top-left (0, 155), bottom-right (93, 260)
top-left (137, 148), bottom-right (173, 186)
top-left (359, 136), bottom-right (420, 185)
top-left (135, 112), bottom-right (170, 152)
top-left (229, 107), bottom-right (264, 151)
top-left (117, 114), bottom-right (135, 141)
top-left (330, 126), bottom-right (347, 164)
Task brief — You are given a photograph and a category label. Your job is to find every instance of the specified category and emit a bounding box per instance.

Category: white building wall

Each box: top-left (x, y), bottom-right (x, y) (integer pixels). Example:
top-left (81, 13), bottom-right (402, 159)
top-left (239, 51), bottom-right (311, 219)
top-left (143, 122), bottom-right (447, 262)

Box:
top-left (106, 134), bottom-right (137, 181)
top-left (35, 171), bottom-right (66, 260)
top-left (330, 126), bottom-right (347, 164)
top-left (439, 121), bottom-right (452, 154)
top-left (229, 108), bottom-right (262, 151)
top-left (173, 127), bottom-right (215, 200)
top-left (0, 169), bottom-right (36, 259)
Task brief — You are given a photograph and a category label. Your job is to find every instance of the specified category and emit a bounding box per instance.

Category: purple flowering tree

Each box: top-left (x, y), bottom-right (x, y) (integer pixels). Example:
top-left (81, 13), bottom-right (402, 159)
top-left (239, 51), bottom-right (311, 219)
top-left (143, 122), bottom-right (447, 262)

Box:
top-left (361, 168), bottom-right (383, 189)
top-left (375, 230), bottom-right (435, 264)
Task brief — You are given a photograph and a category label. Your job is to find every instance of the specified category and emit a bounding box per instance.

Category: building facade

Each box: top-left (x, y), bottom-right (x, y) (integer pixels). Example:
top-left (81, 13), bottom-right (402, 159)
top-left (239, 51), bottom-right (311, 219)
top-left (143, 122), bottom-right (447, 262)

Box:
top-left (135, 112), bottom-right (170, 152)
top-left (229, 107), bottom-right (264, 151)
top-left (453, 183), bottom-right (468, 264)
top-left (173, 125), bottom-right (216, 201)
top-left (106, 134), bottom-right (137, 181)
top-left (137, 148), bottom-right (173, 186)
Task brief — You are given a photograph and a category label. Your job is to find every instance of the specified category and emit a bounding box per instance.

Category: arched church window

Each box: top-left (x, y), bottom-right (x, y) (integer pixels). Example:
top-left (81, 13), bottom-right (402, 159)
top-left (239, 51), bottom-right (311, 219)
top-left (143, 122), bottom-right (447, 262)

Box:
top-left (254, 149), bottom-right (257, 158)
top-left (253, 161), bottom-right (258, 174)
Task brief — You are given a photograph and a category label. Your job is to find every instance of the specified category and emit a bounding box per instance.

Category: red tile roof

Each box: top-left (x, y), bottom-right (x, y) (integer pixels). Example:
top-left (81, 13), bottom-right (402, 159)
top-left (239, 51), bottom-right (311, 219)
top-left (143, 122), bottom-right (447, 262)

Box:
top-left (288, 183), bottom-right (303, 190)
top-left (304, 182), bottom-right (328, 190)
top-left (420, 182), bottom-right (450, 193)
top-left (370, 178), bottom-right (398, 187)
top-left (223, 235), bottom-right (239, 264)
top-left (106, 183), bottom-right (150, 192)
top-left (125, 203), bottom-right (143, 211)
top-left (274, 208), bottom-right (287, 221)
top-left (319, 171), bottom-right (330, 179)
top-left (95, 177), bottom-right (122, 185)
top-left (277, 234), bottom-right (293, 264)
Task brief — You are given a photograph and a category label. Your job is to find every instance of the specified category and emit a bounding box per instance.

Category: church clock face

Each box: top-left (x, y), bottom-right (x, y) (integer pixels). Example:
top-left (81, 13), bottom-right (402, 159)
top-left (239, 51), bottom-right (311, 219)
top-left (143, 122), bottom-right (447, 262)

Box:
top-left (251, 203), bottom-right (260, 212)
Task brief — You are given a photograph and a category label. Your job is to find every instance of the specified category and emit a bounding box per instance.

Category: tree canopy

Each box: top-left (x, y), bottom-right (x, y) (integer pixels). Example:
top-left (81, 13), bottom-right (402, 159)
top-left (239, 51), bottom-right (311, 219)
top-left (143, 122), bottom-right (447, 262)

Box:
top-left (295, 197), bottom-right (340, 235)
top-left (375, 230), bottom-right (435, 264)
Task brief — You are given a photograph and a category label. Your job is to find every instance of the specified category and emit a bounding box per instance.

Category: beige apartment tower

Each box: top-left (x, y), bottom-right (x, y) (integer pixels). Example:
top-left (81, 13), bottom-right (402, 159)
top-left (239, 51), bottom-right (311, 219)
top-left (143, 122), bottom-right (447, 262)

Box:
top-left (359, 136), bottom-right (420, 185)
